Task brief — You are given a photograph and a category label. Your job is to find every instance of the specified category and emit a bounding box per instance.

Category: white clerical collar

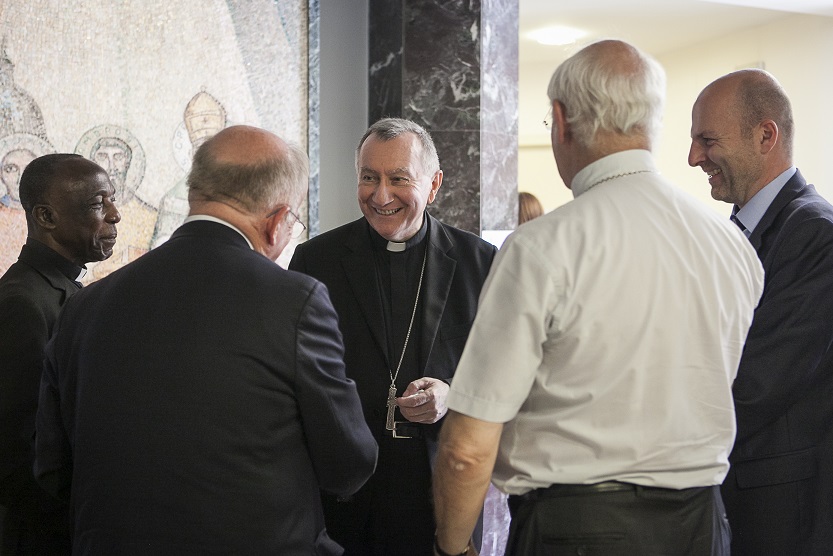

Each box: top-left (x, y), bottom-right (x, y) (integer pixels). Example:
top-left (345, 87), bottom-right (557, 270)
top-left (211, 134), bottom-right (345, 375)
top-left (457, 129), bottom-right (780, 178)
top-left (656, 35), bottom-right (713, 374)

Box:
top-left (183, 215), bottom-right (254, 250)
top-left (571, 149), bottom-right (658, 199)
top-left (387, 241), bottom-right (406, 252)
top-left (76, 267), bottom-right (88, 282)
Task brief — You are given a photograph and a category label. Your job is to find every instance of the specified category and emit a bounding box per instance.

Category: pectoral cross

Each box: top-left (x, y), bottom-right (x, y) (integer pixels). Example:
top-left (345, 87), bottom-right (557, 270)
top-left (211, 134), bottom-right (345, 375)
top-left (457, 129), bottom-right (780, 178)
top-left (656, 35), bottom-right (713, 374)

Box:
top-left (386, 385), bottom-right (397, 430)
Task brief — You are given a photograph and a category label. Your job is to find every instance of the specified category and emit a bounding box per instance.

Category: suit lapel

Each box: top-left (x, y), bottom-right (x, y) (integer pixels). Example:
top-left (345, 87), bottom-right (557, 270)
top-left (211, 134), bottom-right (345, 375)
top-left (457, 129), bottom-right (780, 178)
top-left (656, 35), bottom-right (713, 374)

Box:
top-left (420, 215), bottom-right (455, 367)
top-left (748, 169), bottom-right (806, 252)
top-left (341, 221), bottom-right (390, 365)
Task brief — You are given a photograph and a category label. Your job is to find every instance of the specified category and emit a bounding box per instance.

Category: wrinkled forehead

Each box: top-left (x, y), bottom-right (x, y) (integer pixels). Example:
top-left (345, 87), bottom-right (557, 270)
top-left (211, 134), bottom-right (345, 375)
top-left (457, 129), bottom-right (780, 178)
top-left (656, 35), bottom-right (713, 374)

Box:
top-left (48, 161), bottom-right (112, 199)
top-left (359, 133), bottom-right (430, 172)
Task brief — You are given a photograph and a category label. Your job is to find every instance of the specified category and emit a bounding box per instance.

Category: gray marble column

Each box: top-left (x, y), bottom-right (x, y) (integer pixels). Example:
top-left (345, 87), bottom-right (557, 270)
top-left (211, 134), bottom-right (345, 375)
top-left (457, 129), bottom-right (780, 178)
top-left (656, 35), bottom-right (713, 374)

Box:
top-left (368, 0), bottom-right (518, 236)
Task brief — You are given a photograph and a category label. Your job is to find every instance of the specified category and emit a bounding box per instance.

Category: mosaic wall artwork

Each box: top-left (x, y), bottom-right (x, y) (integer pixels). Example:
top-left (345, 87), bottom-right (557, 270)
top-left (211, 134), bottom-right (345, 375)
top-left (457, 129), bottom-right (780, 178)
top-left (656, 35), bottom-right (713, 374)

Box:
top-left (0, 0), bottom-right (317, 277)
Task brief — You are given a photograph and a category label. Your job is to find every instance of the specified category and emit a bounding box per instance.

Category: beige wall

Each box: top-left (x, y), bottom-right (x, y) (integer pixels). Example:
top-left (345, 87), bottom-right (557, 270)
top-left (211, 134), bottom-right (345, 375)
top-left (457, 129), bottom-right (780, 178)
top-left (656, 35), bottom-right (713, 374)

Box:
top-left (519, 14), bottom-right (833, 216)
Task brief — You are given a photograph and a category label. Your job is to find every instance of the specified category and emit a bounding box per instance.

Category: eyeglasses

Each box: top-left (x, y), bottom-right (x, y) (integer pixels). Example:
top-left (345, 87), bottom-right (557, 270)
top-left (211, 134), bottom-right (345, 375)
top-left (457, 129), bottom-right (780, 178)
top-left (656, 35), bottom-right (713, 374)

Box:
top-left (543, 108), bottom-right (553, 131)
top-left (286, 208), bottom-right (307, 239)
top-left (266, 206), bottom-right (307, 239)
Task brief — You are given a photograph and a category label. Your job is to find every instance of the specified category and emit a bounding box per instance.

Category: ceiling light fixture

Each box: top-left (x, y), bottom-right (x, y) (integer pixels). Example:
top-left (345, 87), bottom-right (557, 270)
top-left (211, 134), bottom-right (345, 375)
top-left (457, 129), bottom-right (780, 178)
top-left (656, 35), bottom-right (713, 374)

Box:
top-left (526, 25), bottom-right (587, 46)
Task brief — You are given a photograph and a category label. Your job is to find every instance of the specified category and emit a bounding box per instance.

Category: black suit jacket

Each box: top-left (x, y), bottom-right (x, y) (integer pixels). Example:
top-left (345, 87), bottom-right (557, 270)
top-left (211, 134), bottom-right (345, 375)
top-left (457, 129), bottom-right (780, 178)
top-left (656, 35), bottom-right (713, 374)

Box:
top-left (722, 170), bottom-right (833, 555)
top-left (290, 214), bottom-right (497, 450)
top-left (289, 214), bottom-right (495, 551)
top-left (34, 221), bottom-right (378, 555)
top-left (0, 240), bottom-right (78, 552)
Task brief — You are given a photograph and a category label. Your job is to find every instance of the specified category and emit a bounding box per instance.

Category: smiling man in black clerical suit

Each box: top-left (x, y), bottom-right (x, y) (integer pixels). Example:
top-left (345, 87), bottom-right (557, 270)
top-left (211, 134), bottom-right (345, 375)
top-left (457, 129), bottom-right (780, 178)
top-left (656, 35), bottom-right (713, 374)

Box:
top-left (290, 117), bottom-right (496, 556)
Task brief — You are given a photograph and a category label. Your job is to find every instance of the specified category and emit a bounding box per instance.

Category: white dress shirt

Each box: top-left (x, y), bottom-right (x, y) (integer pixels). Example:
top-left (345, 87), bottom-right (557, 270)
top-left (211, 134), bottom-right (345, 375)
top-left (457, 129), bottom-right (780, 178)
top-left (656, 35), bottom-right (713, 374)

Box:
top-left (447, 150), bottom-right (764, 494)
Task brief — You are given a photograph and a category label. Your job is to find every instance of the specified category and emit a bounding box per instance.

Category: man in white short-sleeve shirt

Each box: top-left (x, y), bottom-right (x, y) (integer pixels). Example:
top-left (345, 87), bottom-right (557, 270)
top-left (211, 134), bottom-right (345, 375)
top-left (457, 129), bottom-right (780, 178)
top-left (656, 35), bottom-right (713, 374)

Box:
top-left (431, 39), bottom-right (764, 556)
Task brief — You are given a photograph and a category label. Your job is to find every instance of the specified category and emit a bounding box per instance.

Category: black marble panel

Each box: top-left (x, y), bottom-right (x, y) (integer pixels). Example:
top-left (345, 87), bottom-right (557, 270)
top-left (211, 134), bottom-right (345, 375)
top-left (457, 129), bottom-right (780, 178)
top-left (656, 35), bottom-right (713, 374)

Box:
top-left (402, 1), bottom-right (481, 131)
top-left (366, 0), bottom-right (517, 236)
top-left (428, 129), bottom-right (480, 234)
top-left (368, 0), bottom-right (403, 122)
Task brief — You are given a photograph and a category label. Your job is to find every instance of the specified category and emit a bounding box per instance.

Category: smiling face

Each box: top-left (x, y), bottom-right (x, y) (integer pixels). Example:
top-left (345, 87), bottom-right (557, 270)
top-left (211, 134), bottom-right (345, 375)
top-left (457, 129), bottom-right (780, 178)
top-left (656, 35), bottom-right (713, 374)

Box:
top-left (357, 133), bottom-right (442, 242)
top-left (688, 82), bottom-right (765, 208)
top-left (46, 159), bottom-right (122, 264)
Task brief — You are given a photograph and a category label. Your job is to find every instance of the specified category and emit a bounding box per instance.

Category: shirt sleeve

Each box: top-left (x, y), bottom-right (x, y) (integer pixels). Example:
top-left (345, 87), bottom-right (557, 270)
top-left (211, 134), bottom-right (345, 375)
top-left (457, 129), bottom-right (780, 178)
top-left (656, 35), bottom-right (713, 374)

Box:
top-left (33, 310), bottom-right (73, 502)
top-left (0, 292), bottom-right (50, 479)
top-left (294, 281), bottom-right (378, 496)
top-left (447, 233), bottom-right (562, 423)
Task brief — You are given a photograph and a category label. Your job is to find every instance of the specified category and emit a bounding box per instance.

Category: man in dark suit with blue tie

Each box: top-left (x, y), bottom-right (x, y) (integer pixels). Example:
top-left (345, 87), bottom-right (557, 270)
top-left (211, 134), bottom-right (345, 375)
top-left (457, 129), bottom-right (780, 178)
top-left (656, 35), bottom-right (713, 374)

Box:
top-left (689, 69), bottom-right (833, 555)
top-left (0, 154), bottom-right (120, 555)
top-left (290, 118), bottom-right (496, 555)
top-left (34, 125), bottom-right (378, 555)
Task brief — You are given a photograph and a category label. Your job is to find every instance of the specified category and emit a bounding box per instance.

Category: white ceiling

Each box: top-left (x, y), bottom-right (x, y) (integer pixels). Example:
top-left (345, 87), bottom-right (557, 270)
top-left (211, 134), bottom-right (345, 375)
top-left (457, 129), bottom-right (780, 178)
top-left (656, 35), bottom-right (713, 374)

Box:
top-left (519, 0), bottom-right (833, 65)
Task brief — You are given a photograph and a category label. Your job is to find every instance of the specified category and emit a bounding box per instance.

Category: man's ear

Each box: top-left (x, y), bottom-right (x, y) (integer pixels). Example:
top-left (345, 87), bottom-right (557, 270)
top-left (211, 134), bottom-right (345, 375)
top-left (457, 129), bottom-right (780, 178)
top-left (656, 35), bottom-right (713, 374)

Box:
top-left (264, 206), bottom-right (285, 248)
top-left (427, 170), bottom-right (443, 204)
top-left (33, 204), bottom-right (56, 230)
top-left (758, 120), bottom-right (779, 155)
top-left (552, 100), bottom-right (571, 144)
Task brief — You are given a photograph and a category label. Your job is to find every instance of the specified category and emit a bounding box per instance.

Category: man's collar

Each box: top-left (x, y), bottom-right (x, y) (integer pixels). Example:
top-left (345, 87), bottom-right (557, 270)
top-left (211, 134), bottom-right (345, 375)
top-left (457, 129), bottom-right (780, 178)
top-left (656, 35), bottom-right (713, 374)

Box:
top-left (183, 214), bottom-right (254, 250)
top-left (368, 213), bottom-right (430, 252)
top-left (23, 238), bottom-right (86, 285)
top-left (734, 166), bottom-right (796, 235)
top-left (570, 150), bottom-right (657, 198)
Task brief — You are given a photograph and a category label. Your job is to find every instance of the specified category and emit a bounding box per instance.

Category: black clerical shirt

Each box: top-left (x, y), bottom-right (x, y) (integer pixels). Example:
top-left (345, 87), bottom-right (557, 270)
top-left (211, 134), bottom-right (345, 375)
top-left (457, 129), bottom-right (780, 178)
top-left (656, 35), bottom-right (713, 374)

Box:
top-left (368, 216), bottom-right (429, 395)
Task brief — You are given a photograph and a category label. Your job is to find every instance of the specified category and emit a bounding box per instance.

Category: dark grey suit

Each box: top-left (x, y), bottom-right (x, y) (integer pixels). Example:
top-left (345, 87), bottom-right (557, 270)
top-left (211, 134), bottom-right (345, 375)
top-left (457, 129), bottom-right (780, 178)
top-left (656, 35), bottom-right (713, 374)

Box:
top-left (35, 221), bottom-right (378, 555)
top-left (722, 170), bottom-right (833, 555)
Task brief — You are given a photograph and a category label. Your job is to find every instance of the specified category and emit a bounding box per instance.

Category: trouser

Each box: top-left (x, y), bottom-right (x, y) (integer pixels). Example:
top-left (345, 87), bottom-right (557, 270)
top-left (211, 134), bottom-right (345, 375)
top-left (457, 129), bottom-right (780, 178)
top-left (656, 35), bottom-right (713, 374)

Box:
top-left (0, 465), bottom-right (70, 556)
top-left (506, 482), bottom-right (730, 556)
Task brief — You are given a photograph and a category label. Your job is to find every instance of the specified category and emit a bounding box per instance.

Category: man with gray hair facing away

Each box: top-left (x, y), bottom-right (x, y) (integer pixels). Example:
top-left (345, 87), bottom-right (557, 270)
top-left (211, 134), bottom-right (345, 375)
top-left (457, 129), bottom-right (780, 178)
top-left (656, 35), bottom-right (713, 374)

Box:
top-left (35, 125), bottom-right (377, 554)
top-left (432, 40), bottom-right (764, 556)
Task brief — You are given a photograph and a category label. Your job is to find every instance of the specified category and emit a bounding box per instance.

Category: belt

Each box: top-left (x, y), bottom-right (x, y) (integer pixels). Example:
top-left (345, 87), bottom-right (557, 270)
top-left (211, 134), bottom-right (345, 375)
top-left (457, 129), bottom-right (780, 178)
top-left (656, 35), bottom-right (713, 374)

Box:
top-left (386, 421), bottom-right (423, 439)
top-left (509, 481), bottom-right (638, 513)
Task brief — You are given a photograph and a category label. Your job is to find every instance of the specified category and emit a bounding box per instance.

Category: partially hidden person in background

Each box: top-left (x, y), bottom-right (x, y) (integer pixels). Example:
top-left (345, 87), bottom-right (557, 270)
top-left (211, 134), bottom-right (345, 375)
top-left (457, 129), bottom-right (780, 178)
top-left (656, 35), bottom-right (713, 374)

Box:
top-left (518, 191), bottom-right (543, 225)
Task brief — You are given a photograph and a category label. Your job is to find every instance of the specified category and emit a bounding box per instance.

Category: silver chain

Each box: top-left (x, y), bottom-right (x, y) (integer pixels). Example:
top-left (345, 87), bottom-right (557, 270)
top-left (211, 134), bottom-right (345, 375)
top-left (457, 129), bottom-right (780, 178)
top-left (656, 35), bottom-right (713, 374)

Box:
top-left (585, 169), bottom-right (654, 192)
top-left (389, 250), bottom-right (427, 389)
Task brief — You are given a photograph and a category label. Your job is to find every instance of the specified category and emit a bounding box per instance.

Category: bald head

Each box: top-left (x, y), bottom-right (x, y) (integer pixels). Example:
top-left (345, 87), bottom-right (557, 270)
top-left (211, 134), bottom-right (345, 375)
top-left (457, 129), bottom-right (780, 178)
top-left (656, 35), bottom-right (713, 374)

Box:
top-left (187, 125), bottom-right (309, 215)
top-left (689, 69), bottom-right (793, 207)
top-left (697, 69), bottom-right (793, 157)
top-left (19, 153), bottom-right (120, 264)
top-left (201, 125), bottom-right (292, 167)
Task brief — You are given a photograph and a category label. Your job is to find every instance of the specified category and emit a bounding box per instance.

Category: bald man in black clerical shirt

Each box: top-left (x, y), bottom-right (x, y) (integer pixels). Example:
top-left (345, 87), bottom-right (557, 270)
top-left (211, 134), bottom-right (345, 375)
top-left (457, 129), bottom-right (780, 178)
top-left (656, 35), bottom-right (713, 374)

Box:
top-left (290, 117), bottom-right (497, 556)
top-left (0, 154), bottom-right (120, 555)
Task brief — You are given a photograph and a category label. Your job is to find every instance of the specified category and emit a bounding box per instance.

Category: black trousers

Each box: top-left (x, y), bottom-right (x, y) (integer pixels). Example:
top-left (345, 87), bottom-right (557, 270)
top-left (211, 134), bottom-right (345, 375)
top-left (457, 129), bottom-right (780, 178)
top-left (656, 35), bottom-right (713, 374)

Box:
top-left (506, 482), bottom-right (730, 556)
top-left (322, 433), bottom-right (436, 556)
top-left (0, 465), bottom-right (70, 556)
